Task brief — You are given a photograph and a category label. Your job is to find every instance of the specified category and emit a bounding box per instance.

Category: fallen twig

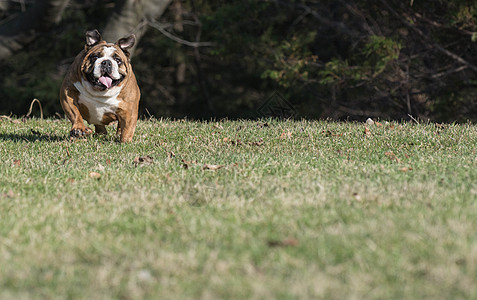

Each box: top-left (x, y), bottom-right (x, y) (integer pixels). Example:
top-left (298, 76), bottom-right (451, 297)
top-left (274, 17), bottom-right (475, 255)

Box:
top-left (26, 98), bottom-right (43, 119)
top-left (408, 114), bottom-right (419, 124)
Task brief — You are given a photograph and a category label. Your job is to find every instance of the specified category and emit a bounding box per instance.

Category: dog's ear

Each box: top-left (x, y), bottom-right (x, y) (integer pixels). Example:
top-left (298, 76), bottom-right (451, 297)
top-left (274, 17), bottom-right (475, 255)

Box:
top-left (116, 34), bottom-right (136, 55)
top-left (85, 29), bottom-right (102, 47)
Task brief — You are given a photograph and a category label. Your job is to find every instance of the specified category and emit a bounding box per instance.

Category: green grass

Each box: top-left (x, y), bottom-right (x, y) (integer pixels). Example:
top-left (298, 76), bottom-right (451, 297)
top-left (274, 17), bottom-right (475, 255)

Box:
top-left (0, 118), bottom-right (476, 299)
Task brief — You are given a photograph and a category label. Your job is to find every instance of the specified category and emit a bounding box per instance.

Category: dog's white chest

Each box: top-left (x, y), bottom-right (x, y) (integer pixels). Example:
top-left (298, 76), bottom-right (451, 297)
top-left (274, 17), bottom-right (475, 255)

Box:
top-left (74, 81), bottom-right (121, 125)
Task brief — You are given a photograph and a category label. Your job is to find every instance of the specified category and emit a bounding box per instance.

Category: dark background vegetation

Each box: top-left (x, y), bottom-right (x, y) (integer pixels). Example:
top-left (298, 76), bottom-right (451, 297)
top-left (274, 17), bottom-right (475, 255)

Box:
top-left (1, 0), bottom-right (476, 122)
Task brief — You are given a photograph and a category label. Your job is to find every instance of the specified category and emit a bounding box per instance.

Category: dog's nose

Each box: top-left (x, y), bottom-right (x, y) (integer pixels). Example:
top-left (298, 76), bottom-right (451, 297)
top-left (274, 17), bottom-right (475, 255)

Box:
top-left (101, 60), bottom-right (112, 68)
top-left (101, 60), bottom-right (112, 73)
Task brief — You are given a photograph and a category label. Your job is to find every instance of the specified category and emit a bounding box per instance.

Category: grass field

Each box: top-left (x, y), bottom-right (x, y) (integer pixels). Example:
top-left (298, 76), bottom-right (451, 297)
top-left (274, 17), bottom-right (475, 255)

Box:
top-left (0, 117), bottom-right (476, 299)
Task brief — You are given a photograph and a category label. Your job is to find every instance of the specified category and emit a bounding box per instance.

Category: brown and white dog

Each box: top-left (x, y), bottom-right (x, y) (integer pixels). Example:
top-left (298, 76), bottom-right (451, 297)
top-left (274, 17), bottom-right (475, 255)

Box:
top-left (60, 29), bottom-right (140, 142)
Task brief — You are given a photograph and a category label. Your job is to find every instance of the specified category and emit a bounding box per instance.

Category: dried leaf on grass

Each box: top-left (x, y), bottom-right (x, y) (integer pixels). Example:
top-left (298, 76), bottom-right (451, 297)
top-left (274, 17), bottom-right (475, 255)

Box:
top-left (267, 237), bottom-right (299, 248)
top-left (364, 126), bottom-right (371, 136)
top-left (231, 139), bottom-right (242, 146)
top-left (89, 172), bottom-right (101, 179)
top-left (203, 164), bottom-right (224, 171)
top-left (13, 159), bottom-right (21, 166)
top-left (224, 137), bottom-right (264, 146)
top-left (385, 124), bottom-right (403, 130)
top-left (182, 159), bottom-right (197, 169)
top-left (385, 151), bottom-right (401, 163)
top-left (2, 190), bottom-right (15, 198)
top-left (249, 138), bottom-right (264, 146)
top-left (352, 192), bottom-right (362, 201)
top-left (167, 151), bottom-right (175, 162)
top-left (133, 156), bottom-right (154, 167)
top-left (365, 119), bottom-right (382, 127)
top-left (322, 130), bottom-right (342, 137)
top-left (280, 130), bottom-right (292, 139)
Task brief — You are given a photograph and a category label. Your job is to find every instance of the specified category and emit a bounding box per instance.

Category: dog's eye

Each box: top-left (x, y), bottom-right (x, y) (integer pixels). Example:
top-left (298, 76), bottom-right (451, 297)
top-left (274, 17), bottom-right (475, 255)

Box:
top-left (90, 54), bottom-right (99, 61)
top-left (114, 57), bottom-right (122, 65)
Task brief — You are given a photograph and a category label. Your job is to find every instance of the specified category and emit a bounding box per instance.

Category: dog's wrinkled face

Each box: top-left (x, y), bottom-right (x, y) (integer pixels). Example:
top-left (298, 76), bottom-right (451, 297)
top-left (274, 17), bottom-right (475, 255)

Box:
top-left (83, 45), bottom-right (125, 91)
top-left (81, 30), bottom-right (135, 91)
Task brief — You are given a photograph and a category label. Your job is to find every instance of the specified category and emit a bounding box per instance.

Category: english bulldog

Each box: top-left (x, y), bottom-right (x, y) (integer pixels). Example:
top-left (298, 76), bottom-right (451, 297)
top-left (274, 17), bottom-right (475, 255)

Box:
top-left (60, 29), bottom-right (140, 142)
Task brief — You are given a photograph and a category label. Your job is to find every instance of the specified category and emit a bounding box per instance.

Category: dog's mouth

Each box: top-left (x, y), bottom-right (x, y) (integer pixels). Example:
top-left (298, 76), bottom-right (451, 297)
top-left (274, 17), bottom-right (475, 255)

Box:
top-left (88, 72), bottom-right (122, 90)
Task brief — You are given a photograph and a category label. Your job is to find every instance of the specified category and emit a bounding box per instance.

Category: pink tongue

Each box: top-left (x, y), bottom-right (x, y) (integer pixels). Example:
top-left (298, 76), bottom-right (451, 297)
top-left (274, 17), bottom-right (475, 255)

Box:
top-left (99, 76), bottom-right (113, 88)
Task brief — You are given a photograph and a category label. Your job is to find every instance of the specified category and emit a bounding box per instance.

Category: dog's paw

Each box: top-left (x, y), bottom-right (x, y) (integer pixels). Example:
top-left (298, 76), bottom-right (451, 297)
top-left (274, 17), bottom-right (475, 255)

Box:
top-left (70, 127), bottom-right (92, 138)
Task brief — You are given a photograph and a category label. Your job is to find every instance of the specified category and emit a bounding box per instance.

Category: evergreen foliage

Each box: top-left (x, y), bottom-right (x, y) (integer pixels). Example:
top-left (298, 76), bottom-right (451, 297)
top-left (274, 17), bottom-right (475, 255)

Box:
top-left (1, 0), bottom-right (476, 121)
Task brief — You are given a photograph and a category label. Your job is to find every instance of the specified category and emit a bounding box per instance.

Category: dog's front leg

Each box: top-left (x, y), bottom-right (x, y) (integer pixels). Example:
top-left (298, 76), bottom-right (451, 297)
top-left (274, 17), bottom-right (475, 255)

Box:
top-left (60, 87), bottom-right (92, 138)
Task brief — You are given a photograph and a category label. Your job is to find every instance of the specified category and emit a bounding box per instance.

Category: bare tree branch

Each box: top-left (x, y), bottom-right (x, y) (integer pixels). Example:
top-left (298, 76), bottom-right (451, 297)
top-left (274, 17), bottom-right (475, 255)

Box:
top-left (379, 0), bottom-right (477, 73)
top-left (263, 0), bottom-right (363, 38)
top-left (148, 21), bottom-right (216, 47)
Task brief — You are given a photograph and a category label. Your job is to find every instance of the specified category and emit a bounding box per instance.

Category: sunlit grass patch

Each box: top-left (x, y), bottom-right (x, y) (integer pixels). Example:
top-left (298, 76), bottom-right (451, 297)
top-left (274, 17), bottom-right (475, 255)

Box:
top-left (0, 118), bottom-right (476, 299)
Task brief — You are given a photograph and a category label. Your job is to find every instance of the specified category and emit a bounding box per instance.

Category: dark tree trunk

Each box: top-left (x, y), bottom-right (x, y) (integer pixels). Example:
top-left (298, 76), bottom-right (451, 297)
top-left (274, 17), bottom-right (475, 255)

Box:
top-left (102, 0), bottom-right (172, 54)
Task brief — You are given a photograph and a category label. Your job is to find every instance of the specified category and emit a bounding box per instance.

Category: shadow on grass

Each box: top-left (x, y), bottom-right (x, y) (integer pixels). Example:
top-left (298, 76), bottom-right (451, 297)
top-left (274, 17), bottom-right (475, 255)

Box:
top-left (0, 131), bottom-right (121, 143)
top-left (0, 131), bottom-right (66, 142)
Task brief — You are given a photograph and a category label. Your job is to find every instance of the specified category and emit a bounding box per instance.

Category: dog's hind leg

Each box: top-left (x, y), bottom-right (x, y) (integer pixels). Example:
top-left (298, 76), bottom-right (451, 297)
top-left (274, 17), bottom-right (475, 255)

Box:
top-left (95, 125), bottom-right (107, 135)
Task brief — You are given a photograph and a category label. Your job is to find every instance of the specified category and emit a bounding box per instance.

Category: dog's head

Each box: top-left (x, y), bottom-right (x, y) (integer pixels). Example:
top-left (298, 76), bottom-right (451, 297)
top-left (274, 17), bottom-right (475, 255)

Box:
top-left (80, 29), bottom-right (136, 91)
